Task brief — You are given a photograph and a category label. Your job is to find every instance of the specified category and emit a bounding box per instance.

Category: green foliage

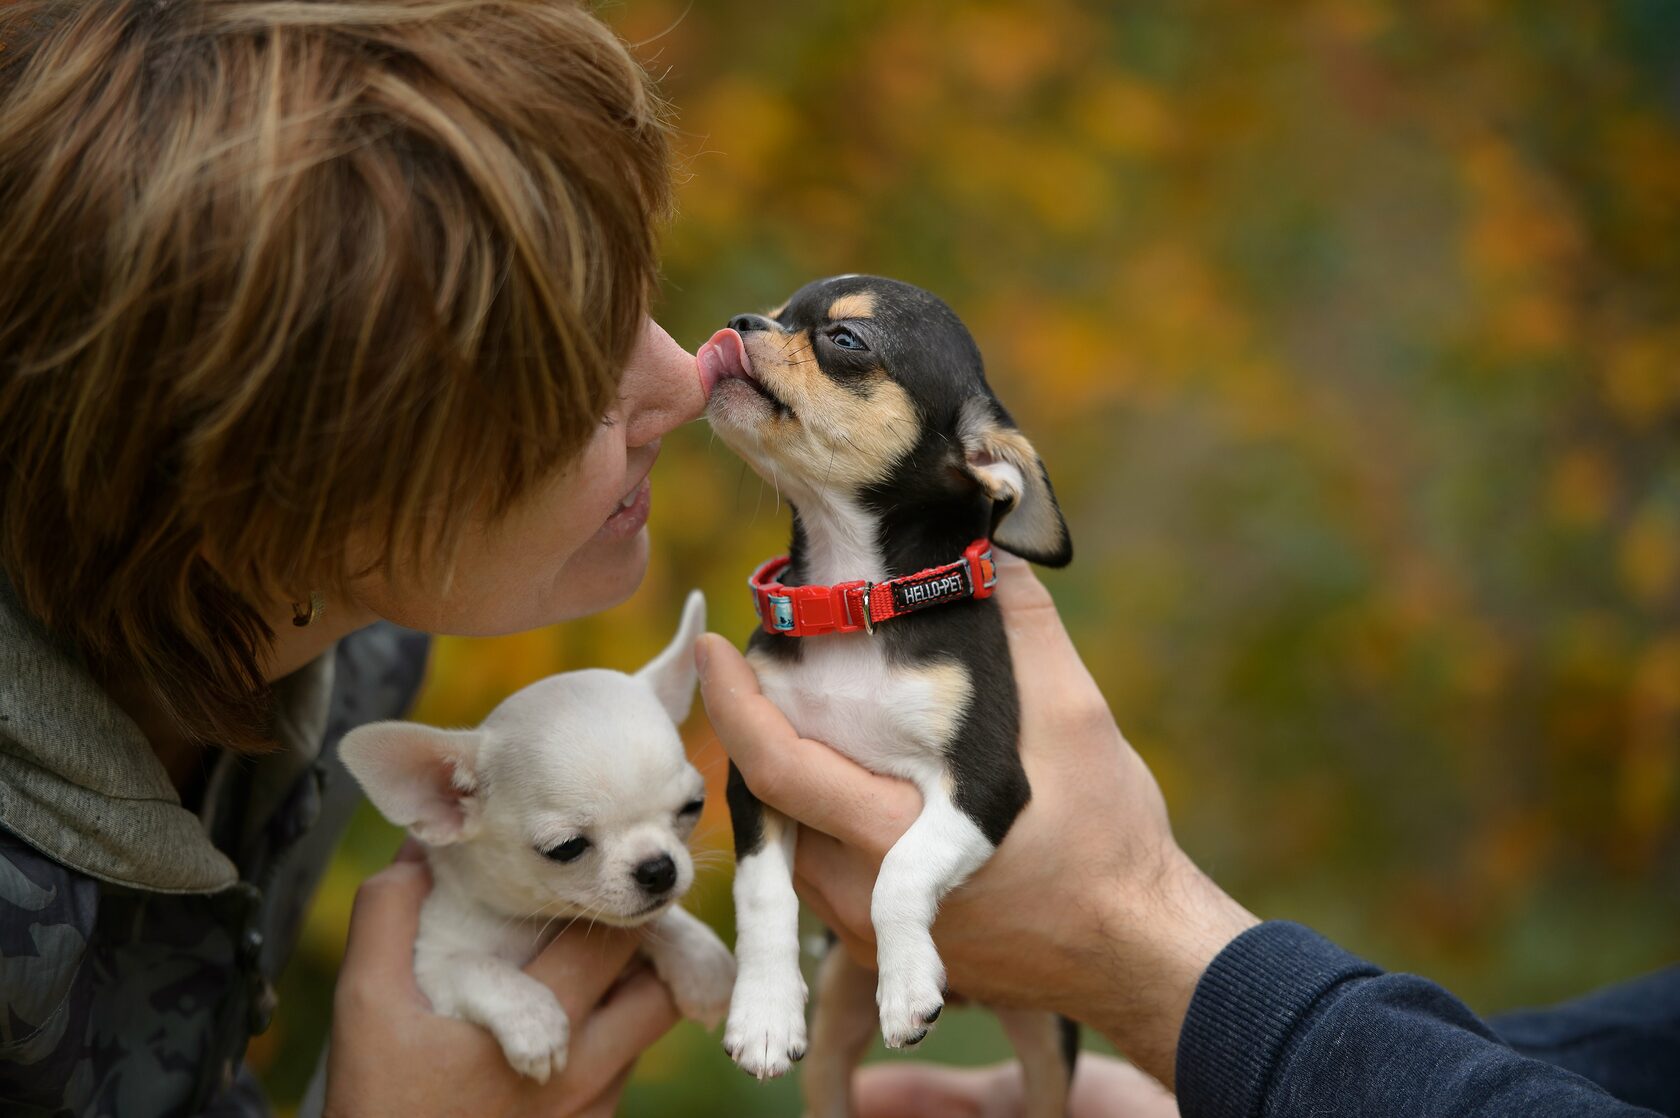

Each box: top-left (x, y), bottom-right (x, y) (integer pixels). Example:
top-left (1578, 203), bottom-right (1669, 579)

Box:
top-left (262, 3), bottom-right (1680, 1112)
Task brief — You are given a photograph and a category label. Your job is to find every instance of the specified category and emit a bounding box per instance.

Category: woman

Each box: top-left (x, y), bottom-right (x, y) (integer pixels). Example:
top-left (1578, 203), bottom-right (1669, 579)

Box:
top-left (0, 1), bottom-right (701, 1113)
top-left (11, 3), bottom-right (1659, 1118)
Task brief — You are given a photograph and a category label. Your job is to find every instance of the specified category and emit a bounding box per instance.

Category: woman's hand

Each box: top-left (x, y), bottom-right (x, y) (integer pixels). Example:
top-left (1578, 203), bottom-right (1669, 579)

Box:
top-left (854, 1053), bottom-right (1180, 1118)
top-left (323, 856), bottom-right (678, 1117)
top-left (698, 553), bottom-right (1257, 1087)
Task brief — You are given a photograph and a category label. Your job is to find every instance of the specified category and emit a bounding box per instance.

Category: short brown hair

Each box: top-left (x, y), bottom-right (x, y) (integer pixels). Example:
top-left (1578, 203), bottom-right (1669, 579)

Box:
top-left (0, 0), bottom-right (671, 750)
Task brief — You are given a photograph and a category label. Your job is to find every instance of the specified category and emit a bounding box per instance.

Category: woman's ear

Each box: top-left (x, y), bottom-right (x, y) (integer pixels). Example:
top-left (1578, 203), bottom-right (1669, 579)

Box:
top-left (339, 722), bottom-right (484, 845)
top-left (959, 397), bottom-right (1073, 567)
top-left (636, 589), bottom-right (706, 724)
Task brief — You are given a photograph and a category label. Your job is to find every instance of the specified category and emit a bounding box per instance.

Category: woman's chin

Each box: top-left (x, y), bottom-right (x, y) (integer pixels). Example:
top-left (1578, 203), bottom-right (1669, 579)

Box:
top-left (354, 527), bottom-right (650, 636)
top-left (541, 528), bottom-right (651, 622)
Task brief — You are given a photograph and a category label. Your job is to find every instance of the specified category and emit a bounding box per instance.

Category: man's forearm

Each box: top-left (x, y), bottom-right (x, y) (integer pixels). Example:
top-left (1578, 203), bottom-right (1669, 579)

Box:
top-left (1082, 849), bottom-right (1260, 1090)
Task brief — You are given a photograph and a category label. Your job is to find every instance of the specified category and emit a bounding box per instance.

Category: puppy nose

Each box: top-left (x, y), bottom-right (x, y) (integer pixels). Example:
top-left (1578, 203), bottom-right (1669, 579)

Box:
top-left (728, 313), bottom-right (776, 335)
top-left (632, 853), bottom-right (677, 894)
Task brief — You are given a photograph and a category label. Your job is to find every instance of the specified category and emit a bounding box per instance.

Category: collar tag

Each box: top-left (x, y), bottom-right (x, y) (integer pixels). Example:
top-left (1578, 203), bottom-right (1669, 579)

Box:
top-left (889, 565), bottom-right (972, 615)
top-left (769, 595), bottom-right (795, 632)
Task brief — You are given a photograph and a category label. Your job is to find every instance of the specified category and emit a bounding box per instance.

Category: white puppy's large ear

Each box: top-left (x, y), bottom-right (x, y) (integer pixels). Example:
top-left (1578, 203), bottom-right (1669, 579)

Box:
top-left (339, 721), bottom-right (484, 846)
top-left (636, 590), bottom-right (706, 725)
top-left (958, 397), bottom-right (1072, 567)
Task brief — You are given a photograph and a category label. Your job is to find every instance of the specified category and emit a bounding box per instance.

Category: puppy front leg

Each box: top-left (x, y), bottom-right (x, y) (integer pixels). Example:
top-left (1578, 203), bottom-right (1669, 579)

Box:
top-left (870, 783), bottom-right (994, 1048)
top-left (724, 762), bottom-right (808, 1079)
top-left (642, 906), bottom-right (736, 1028)
top-left (416, 950), bottom-right (569, 1084)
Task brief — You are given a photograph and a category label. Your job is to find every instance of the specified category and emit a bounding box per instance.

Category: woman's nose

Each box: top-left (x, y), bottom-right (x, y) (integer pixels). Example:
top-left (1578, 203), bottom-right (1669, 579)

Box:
top-left (621, 318), bottom-right (706, 447)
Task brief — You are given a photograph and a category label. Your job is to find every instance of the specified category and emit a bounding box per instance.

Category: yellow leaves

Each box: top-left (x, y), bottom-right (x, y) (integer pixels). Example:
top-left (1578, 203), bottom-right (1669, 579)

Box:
top-left (1468, 809), bottom-right (1552, 900)
top-left (1014, 143), bottom-right (1113, 236)
top-left (409, 627), bottom-right (558, 729)
top-left (1621, 634), bottom-right (1680, 849)
top-left (1604, 112), bottom-right (1680, 234)
top-left (1459, 135), bottom-right (1584, 361)
top-left (1600, 329), bottom-right (1680, 428)
top-left (1306, 0), bottom-right (1394, 44)
top-left (1461, 143), bottom-right (1562, 268)
top-left (1547, 449), bottom-right (1616, 528)
top-left (690, 79), bottom-right (798, 185)
top-left (1632, 633), bottom-right (1680, 714)
top-left (675, 77), bottom-right (799, 230)
top-left (981, 297), bottom-right (1134, 420)
top-left (1445, 617), bottom-right (1513, 702)
top-left (1112, 241), bottom-right (1250, 361)
top-left (1073, 75), bottom-right (1176, 160)
top-left (928, 122), bottom-right (1113, 236)
top-left (1619, 502), bottom-right (1680, 606)
top-left (950, 6), bottom-right (1070, 98)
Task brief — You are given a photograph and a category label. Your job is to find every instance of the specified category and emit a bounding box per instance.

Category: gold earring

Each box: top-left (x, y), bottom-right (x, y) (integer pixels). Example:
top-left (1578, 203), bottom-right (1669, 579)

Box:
top-left (291, 591), bottom-right (325, 627)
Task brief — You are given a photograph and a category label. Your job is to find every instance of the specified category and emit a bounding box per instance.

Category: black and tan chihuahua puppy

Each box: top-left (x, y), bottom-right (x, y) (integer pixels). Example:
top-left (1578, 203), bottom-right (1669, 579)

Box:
top-left (700, 275), bottom-right (1077, 1118)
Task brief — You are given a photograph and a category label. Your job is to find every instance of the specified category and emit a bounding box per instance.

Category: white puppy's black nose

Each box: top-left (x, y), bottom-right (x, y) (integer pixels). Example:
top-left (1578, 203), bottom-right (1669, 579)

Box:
top-left (633, 853), bottom-right (677, 894)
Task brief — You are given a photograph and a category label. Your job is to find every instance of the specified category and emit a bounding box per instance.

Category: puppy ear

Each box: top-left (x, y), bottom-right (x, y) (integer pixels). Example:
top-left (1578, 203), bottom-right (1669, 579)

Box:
top-left (339, 721), bottom-right (484, 846)
top-left (636, 590), bottom-right (706, 724)
top-left (958, 397), bottom-right (1072, 567)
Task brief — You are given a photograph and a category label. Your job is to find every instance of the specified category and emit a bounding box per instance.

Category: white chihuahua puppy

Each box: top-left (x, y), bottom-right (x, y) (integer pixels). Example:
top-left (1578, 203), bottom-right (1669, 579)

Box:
top-left (340, 591), bottom-right (735, 1083)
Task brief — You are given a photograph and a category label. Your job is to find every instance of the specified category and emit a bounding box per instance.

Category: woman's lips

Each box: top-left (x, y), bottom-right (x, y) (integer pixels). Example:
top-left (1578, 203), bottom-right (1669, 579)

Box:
top-left (596, 474), bottom-right (651, 541)
top-left (696, 327), bottom-right (751, 398)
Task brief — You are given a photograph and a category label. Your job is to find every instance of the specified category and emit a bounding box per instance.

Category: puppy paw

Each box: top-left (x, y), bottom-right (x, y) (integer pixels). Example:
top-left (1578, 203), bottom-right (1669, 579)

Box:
top-left (723, 968), bottom-right (808, 1080)
top-left (488, 988), bottom-right (571, 1084)
top-left (665, 928), bottom-right (737, 1029)
top-left (876, 937), bottom-right (945, 1049)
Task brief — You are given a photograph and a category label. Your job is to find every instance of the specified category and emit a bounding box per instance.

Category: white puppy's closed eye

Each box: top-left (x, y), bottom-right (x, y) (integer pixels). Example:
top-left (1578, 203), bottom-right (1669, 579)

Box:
top-left (341, 590), bottom-right (735, 1082)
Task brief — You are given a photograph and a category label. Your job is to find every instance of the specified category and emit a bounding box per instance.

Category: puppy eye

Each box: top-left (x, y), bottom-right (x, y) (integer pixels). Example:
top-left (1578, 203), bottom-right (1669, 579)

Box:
top-left (542, 836), bottom-right (591, 863)
top-left (828, 326), bottom-right (867, 351)
top-left (679, 798), bottom-right (704, 816)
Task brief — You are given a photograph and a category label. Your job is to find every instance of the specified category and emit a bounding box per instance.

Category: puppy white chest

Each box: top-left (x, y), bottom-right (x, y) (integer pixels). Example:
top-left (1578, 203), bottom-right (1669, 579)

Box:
top-left (750, 637), bottom-right (971, 789)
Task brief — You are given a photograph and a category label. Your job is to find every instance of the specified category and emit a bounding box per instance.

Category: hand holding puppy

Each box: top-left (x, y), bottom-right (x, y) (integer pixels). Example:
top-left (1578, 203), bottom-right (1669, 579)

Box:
top-left (329, 591), bottom-right (734, 1105)
top-left (324, 855), bottom-right (675, 1118)
top-left (701, 554), bottom-right (1258, 1088)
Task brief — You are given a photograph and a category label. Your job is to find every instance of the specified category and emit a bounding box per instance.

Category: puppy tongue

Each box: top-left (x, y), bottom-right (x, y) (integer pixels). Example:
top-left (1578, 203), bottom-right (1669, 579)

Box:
top-left (696, 328), bottom-right (751, 399)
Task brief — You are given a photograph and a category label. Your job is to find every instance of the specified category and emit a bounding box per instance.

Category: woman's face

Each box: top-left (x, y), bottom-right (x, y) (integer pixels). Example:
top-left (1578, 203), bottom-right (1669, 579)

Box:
top-left (350, 318), bottom-right (708, 635)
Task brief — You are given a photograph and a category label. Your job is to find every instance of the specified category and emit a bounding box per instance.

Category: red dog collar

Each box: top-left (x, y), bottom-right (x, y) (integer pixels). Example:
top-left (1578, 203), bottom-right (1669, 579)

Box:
top-left (748, 539), bottom-right (998, 637)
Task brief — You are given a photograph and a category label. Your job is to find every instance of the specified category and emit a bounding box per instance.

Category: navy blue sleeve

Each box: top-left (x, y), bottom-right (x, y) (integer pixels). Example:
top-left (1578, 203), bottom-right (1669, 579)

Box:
top-left (1176, 921), bottom-right (1669, 1118)
top-left (1491, 966), bottom-right (1680, 1115)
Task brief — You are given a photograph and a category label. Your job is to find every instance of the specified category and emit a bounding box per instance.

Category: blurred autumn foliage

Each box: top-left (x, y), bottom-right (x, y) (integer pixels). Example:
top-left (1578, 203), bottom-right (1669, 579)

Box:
top-left (262, 1), bottom-right (1680, 1113)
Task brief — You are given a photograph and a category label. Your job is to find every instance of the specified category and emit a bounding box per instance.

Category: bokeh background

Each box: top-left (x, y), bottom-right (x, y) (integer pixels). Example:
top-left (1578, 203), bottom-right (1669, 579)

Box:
top-left (261, 1), bottom-right (1680, 1113)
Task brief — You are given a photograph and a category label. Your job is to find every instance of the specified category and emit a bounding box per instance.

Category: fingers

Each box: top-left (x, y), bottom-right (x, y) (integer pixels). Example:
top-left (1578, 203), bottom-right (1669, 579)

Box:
top-left (991, 554), bottom-right (1120, 763)
top-left (1068, 1054), bottom-right (1181, 1118)
top-left (573, 1065), bottom-right (635, 1118)
top-left (339, 860), bottom-right (432, 994)
top-left (853, 1061), bottom-right (1020, 1118)
top-left (697, 633), bottom-right (921, 852)
top-left (853, 1056), bottom-right (1182, 1118)
top-left (543, 969), bottom-right (678, 1106)
top-left (991, 549), bottom-right (1055, 612)
top-left (524, 924), bottom-right (646, 1024)
top-left (991, 553), bottom-right (1088, 689)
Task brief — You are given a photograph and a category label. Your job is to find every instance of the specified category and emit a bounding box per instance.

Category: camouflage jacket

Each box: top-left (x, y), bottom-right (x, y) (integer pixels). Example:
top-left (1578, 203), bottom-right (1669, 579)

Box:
top-left (0, 578), bottom-right (429, 1117)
